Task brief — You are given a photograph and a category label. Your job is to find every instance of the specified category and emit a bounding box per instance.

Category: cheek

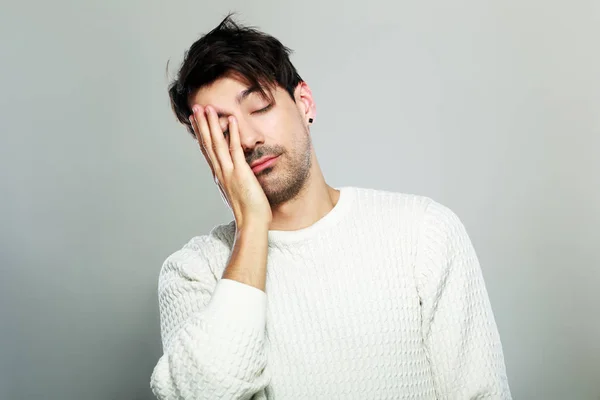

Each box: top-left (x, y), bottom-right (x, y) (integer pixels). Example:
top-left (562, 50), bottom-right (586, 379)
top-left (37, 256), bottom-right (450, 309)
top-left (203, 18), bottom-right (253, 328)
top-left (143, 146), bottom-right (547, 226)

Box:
top-left (266, 112), bottom-right (282, 129)
top-left (256, 113), bottom-right (283, 139)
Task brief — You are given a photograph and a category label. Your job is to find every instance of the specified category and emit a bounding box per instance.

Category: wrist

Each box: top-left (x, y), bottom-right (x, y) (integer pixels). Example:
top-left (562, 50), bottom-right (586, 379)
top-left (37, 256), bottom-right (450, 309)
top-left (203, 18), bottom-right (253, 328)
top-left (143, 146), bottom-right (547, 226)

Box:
top-left (235, 219), bottom-right (270, 235)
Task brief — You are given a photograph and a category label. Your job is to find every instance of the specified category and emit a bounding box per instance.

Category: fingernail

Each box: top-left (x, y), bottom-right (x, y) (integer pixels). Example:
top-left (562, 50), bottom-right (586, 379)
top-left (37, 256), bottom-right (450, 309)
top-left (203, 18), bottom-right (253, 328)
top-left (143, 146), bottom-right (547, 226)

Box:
top-left (192, 105), bottom-right (200, 113)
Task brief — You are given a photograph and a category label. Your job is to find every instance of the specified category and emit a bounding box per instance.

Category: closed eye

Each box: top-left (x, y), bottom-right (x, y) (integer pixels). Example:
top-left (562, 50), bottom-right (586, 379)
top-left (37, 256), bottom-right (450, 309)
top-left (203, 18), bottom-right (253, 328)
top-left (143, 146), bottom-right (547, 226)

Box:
top-left (222, 104), bottom-right (274, 137)
top-left (253, 103), bottom-right (273, 114)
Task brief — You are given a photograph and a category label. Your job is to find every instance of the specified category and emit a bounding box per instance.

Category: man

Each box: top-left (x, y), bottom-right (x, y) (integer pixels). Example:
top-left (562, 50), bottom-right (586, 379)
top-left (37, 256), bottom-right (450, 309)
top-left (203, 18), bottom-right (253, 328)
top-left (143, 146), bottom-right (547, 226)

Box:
top-left (150, 13), bottom-right (512, 400)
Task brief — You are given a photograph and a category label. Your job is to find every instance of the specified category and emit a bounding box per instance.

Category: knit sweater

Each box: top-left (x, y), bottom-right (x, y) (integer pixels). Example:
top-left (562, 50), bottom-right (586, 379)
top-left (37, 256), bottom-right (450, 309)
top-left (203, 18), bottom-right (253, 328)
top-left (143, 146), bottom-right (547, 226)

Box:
top-left (150, 186), bottom-right (511, 399)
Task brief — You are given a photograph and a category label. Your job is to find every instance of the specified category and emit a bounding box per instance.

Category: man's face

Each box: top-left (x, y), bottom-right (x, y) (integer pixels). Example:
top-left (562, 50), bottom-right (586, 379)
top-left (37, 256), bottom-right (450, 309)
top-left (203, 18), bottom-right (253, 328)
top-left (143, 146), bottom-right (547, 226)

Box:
top-left (189, 75), bottom-right (314, 207)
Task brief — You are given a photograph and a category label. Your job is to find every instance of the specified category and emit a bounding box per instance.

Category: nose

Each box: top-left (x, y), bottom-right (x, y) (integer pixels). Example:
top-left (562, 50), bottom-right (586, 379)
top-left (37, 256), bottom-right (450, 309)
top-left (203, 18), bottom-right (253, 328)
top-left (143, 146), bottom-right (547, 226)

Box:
top-left (236, 117), bottom-right (265, 153)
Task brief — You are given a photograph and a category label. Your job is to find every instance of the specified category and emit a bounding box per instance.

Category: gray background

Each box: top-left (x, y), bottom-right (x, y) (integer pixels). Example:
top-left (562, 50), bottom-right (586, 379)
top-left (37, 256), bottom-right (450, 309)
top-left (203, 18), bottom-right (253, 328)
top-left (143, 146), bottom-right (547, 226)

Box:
top-left (1, 0), bottom-right (598, 399)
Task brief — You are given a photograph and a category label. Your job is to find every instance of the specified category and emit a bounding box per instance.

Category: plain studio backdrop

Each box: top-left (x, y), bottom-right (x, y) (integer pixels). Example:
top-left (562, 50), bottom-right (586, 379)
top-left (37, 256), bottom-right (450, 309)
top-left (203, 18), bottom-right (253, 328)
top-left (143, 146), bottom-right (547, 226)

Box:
top-left (1, 0), bottom-right (598, 399)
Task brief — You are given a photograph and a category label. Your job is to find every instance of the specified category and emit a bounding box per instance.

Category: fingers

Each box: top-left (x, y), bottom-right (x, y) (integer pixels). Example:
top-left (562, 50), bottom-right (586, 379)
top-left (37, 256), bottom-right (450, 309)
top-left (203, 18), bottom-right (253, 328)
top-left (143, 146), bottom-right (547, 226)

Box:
top-left (189, 109), bottom-right (217, 180)
top-left (227, 116), bottom-right (246, 166)
top-left (190, 105), bottom-right (245, 187)
top-left (204, 106), bottom-right (233, 172)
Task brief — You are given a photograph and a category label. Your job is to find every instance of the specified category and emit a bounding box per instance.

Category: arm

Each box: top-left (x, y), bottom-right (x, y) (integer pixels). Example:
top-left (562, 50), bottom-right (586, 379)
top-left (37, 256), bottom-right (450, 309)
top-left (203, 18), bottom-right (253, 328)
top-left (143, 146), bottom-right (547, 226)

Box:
top-left (150, 224), bottom-right (270, 400)
top-left (415, 200), bottom-right (511, 399)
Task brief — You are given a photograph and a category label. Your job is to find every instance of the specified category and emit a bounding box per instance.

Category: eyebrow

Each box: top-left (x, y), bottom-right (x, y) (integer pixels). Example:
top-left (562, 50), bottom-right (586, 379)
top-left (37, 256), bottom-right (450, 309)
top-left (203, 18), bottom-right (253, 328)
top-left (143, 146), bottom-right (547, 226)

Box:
top-left (215, 86), bottom-right (261, 118)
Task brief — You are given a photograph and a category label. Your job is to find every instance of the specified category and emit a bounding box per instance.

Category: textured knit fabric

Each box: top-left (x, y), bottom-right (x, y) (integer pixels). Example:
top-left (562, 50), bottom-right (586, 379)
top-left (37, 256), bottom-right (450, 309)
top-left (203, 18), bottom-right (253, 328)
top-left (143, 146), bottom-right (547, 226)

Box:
top-left (150, 186), bottom-right (511, 400)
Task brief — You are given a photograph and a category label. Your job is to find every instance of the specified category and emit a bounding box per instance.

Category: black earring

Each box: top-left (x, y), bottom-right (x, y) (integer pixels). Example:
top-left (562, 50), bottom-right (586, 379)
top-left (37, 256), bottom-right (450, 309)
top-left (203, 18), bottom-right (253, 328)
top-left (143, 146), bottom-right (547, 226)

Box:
top-left (308, 118), bottom-right (313, 124)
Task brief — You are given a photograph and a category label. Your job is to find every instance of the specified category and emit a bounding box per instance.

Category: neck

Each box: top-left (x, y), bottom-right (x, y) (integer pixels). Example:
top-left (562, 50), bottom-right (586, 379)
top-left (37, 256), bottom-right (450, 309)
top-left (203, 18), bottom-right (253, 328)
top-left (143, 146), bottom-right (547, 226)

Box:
top-left (268, 160), bottom-right (340, 232)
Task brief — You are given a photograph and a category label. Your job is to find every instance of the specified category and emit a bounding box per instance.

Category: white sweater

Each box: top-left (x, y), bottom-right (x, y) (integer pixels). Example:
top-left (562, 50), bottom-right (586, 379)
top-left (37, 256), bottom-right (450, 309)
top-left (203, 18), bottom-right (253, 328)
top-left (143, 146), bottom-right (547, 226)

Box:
top-left (150, 186), bottom-right (511, 399)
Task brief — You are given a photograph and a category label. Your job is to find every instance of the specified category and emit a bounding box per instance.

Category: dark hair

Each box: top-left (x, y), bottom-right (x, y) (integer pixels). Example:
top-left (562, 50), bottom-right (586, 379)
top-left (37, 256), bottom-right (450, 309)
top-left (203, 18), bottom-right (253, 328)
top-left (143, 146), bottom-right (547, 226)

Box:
top-left (167, 12), bottom-right (304, 138)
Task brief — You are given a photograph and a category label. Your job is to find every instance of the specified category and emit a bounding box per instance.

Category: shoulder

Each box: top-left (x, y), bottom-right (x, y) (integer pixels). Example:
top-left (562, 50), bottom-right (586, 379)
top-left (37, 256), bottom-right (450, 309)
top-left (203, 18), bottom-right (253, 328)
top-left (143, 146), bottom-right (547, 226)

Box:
top-left (415, 198), bottom-right (473, 263)
top-left (419, 198), bottom-right (468, 242)
top-left (350, 186), bottom-right (436, 220)
top-left (351, 186), bottom-right (466, 236)
top-left (158, 221), bottom-right (237, 283)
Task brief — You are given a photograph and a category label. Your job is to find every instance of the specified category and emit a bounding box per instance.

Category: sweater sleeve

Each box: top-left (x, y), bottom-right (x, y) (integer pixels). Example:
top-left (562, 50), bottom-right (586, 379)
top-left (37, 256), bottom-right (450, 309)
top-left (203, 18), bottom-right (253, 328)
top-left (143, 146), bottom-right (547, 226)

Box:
top-left (415, 200), bottom-right (511, 399)
top-left (150, 236), bottom-right (270, 400)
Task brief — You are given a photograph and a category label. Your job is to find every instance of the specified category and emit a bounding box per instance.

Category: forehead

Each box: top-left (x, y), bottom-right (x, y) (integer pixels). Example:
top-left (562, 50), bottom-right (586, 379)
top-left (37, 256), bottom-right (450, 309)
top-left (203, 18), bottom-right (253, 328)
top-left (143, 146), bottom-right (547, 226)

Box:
top-left (188, 76), bottom-right (273, 111)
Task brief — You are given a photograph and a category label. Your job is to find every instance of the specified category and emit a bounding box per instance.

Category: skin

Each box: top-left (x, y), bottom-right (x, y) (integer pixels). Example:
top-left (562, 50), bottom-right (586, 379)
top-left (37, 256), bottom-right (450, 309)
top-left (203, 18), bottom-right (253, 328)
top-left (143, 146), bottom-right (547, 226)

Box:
top-left (188, 73), bottom-right (340, 232)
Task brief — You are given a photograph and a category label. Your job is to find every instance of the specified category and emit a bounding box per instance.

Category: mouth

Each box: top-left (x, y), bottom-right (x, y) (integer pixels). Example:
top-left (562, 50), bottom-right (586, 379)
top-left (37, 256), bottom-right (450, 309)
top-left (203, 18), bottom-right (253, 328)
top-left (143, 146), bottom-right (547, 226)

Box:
top-left (250, 155), bottom-right (279, 174)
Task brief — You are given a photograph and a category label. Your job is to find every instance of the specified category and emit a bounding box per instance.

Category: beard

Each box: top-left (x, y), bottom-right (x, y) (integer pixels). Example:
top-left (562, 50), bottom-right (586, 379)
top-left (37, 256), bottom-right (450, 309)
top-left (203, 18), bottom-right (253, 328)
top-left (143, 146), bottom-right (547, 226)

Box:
top-left (253, 130), bottom-right (312, 208)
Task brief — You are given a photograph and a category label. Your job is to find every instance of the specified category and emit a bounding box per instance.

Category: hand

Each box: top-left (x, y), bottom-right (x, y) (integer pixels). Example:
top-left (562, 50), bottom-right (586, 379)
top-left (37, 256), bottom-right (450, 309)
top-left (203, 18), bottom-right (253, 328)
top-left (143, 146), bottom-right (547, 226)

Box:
top-left (190, 105), bottom-right (272, 227)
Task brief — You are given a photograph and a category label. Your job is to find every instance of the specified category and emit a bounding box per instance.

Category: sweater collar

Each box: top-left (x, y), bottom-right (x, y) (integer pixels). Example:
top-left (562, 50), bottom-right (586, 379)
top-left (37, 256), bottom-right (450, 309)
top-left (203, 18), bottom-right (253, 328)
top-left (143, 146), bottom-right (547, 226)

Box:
top-left (266, 186), bottom-right (356, 246)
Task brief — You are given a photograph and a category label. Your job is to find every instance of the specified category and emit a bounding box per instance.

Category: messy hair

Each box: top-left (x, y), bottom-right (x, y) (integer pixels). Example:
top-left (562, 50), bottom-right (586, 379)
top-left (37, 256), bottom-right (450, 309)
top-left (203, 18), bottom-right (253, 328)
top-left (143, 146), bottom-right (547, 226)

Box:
top-left (167, 12), bottom-right (303, 138)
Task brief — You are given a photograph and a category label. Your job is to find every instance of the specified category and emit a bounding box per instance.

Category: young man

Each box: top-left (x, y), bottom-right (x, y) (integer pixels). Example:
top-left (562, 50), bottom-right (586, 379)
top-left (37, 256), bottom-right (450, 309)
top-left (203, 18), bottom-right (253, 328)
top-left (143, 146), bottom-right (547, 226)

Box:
top-left (150, 14), bottom-right (512, 400)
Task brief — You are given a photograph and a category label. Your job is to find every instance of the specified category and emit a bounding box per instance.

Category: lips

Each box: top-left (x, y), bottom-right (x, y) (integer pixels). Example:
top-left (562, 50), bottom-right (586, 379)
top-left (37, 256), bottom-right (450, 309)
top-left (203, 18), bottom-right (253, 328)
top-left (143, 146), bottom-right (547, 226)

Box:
top-left (250, 156), bottom-right (276, 168)
top-left (250, 155), bottom-right (279, 174)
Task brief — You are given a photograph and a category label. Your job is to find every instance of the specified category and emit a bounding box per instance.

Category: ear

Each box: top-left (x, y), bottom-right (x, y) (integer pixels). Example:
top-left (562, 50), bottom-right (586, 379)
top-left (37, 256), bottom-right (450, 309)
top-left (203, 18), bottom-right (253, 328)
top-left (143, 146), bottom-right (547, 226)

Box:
top-left (295, 81), bottom-right (316, 124)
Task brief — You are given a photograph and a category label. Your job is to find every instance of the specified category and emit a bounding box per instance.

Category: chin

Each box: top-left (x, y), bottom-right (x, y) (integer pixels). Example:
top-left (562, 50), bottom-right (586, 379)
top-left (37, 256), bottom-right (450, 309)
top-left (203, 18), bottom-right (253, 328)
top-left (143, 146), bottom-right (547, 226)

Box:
top-left (255, 165), bottom-right (276, 180)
